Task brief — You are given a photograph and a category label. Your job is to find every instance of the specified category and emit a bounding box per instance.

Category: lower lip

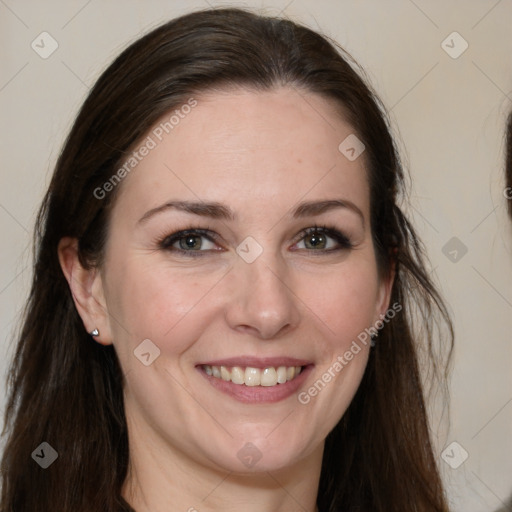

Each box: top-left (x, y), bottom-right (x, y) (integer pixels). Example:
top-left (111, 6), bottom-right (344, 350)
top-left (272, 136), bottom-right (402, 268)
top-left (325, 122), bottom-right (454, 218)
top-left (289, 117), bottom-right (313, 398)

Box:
top-left (198, 365), bottom-right (313, 404)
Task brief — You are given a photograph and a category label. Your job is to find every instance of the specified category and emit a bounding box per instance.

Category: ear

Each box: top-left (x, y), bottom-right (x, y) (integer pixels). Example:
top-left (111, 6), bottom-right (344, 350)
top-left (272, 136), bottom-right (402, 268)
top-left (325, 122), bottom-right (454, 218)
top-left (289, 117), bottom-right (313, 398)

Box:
top-left (374, 261), bottom-right (396, 322)
top-left (58, 237), bottom-right (113, 345)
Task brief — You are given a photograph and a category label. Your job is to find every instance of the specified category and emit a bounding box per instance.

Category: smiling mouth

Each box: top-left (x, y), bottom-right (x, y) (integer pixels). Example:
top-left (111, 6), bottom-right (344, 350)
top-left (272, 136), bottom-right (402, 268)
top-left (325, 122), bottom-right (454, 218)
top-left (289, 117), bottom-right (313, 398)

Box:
top-left (202, 365), bottom-right (304, 387)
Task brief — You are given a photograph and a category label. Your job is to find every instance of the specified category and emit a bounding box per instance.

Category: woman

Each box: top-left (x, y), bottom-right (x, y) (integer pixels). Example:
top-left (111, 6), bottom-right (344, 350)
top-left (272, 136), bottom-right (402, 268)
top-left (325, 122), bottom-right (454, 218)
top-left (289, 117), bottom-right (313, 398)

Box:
top-left (0, 7), bottom-right (453, 511)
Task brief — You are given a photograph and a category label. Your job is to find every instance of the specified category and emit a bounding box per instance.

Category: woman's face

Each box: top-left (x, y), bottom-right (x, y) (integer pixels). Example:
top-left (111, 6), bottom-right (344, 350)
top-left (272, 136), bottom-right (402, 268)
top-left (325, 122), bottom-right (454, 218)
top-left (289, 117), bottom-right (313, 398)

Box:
top-left (98, 87), bottom-right (392, 473)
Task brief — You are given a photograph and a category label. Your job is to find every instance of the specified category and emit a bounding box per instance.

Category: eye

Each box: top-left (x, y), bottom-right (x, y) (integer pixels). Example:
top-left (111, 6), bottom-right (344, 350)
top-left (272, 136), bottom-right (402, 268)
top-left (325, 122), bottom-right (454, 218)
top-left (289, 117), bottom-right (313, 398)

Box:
top-left (158, 225), bottom-right (352, 257)
top-left (293, 225), bottom-right (353, 252)
top-left (159, 228), bottom-right (222, 256)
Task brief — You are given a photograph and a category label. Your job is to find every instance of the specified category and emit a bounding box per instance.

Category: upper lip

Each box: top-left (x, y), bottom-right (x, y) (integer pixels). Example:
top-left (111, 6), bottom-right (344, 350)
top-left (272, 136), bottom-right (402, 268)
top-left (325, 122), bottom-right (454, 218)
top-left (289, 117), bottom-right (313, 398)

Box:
top-left (197, 356), bottom-right (313, 369)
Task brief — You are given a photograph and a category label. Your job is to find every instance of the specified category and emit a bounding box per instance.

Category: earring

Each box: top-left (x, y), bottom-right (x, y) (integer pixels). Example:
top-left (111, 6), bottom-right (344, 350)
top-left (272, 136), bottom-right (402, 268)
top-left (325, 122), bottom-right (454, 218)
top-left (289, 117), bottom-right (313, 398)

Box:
top-left (89, 328), bottom-right (99, 337)
top-left (370, 333), bottom-right (378, 347)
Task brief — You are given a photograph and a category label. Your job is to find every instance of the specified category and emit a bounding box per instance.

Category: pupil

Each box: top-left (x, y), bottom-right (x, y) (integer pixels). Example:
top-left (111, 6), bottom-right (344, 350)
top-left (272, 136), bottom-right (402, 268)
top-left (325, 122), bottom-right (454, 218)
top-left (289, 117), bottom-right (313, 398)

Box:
top-left (307, 233), bottom-right (325, 249)
top-left (181, 236), bottom-right (201, 250)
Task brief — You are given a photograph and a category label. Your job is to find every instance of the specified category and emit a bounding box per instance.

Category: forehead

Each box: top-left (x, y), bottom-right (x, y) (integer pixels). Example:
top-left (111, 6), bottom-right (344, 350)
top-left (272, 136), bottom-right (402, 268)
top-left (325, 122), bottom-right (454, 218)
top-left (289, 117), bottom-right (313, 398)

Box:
top-left (110, 87), bottom-right (369, 223)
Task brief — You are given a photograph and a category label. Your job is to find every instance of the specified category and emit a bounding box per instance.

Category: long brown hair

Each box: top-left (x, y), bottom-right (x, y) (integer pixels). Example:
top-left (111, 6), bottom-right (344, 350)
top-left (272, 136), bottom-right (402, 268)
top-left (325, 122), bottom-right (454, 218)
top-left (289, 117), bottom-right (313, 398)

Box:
top-left (1, 7), bottom-right (453, 511)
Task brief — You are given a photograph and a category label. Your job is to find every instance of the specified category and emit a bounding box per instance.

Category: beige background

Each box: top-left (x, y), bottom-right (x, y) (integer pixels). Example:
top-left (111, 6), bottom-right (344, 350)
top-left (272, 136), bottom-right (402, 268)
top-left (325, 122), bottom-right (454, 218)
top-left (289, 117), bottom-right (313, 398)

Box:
top-left (1, 1), bottom-right (511, 510)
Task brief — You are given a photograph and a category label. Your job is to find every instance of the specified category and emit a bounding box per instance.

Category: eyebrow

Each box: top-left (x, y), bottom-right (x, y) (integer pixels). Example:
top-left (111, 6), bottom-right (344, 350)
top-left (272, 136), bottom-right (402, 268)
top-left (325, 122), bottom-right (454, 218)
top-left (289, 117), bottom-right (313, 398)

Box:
top-left (137, 199), bottom-right (364, 225)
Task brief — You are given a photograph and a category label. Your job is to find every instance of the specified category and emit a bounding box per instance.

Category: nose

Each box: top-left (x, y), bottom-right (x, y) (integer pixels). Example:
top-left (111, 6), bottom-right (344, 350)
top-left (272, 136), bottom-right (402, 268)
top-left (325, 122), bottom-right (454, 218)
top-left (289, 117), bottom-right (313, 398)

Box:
top-left (224, 251), bottom-right (301, 340)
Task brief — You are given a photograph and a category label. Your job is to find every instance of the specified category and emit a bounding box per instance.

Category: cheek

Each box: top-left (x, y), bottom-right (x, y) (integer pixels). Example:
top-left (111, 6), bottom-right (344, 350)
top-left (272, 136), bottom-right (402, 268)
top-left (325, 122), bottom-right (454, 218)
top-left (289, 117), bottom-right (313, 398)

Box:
top-left (104, 256), bottom-right (226, 358)
top-left (299, 261), bottom-right (381, 343)
top-left (293, 264), bottom-right (378, 425)
top-left (106, 251), bottom-right (380, 354)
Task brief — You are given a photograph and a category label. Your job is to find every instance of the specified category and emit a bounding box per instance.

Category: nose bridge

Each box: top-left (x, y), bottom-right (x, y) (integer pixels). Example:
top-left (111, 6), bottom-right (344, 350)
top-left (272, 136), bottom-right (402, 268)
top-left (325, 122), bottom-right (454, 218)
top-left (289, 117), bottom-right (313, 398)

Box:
top-left (248, 253), bottom-right (287, 300)
top-left (240, 245), bottom-right (291, 307)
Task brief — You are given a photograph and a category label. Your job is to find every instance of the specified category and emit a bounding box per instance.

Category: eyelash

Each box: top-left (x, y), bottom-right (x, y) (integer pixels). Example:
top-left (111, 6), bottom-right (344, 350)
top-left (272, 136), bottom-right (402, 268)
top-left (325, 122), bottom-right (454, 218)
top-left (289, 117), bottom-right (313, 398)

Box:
top-left (158, 224), bottom-right (353, 257)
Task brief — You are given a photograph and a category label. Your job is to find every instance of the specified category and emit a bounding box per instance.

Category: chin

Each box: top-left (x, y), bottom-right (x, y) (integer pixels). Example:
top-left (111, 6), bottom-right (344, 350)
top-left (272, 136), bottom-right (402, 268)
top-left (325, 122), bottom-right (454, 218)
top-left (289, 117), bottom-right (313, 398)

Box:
top-left (202, 434), bottom-right (316, 474)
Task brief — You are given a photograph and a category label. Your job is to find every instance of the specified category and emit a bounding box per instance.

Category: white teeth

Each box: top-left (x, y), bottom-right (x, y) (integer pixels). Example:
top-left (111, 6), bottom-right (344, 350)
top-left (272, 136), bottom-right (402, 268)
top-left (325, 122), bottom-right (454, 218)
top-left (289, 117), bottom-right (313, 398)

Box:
top-left (220, 366), bottom-right (230, 381)
top-left (276, 366), bottom-right (287, 384)
top-left (230, 366), bottom-right (245, 385)
top-left (244, 367), bottom-right (261, 387)
top-left (202, 364), bottom-right (304, 387)
top-left (260, 367), bottom-right (277, 387)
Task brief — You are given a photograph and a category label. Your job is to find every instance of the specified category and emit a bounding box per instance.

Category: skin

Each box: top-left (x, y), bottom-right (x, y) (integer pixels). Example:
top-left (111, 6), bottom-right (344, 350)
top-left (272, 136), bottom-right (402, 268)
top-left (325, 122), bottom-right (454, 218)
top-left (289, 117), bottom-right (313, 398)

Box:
top-left (59, 87), bottom-right (393, 512)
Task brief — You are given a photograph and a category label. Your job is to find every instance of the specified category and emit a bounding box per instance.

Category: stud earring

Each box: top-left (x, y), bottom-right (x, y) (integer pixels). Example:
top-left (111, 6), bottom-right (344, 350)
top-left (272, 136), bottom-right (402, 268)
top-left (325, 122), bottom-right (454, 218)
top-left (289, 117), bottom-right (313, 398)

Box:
top-left (89, 328), bottom-right (99, 337)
